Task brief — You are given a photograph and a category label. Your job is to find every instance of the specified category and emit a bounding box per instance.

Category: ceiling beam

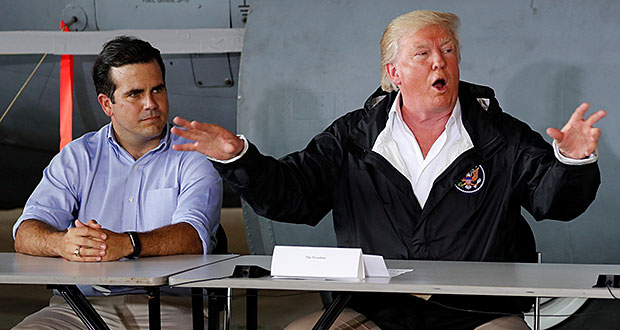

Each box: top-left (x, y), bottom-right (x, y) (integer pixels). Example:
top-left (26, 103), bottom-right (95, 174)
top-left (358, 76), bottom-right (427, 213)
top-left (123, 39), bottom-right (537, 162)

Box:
top-left (0, 28), bottom-right (244, 55)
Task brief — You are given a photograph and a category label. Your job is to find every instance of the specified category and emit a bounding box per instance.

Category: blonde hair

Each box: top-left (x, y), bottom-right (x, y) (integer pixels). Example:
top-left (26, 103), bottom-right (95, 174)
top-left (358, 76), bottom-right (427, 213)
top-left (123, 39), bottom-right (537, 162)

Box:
top-left (380, 10), bottom-right (461, 92)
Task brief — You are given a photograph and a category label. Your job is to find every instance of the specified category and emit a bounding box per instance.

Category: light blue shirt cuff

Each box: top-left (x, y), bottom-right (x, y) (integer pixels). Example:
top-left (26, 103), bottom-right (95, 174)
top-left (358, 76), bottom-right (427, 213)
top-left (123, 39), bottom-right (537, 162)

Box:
top-left (553, 141), bottom-right (598, 165)
top-left (208, 134), bottom-right (249, 164)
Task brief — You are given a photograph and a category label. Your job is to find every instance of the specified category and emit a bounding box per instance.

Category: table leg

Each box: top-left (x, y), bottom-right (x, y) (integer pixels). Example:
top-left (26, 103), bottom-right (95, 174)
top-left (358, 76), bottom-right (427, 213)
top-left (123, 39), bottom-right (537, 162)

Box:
top-left (246, 289), bottom-right (258, 330)
top-left (52, 284), bottom-right (110, 330)
top-left (208, 289), bottom-right (220, 330)
top-left (225, 288), bottom-right (232, 330)
top-left (146, 287), bottom-right (161, 330)
top-left (312, 293), bottom-right (351, 330)
top-left (192, 288), bottom-right (204, 330)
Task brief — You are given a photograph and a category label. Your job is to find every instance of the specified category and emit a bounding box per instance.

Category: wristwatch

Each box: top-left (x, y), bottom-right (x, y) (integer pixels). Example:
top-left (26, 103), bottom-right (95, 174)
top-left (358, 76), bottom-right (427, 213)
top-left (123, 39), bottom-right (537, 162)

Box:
top-left (126, 231), bottom-right (141, 259)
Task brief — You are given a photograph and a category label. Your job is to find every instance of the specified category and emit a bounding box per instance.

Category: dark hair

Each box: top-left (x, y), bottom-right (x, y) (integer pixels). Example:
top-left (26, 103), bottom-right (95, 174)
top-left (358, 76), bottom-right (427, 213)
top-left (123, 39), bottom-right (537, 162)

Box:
top-left (91, 36), bottom-right (165, 103)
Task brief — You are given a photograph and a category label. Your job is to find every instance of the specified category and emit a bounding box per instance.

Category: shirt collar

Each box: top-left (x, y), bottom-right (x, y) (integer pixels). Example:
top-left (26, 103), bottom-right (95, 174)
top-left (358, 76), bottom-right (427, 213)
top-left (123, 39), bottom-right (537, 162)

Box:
top-left (106, 122), bottom-right (170, 156)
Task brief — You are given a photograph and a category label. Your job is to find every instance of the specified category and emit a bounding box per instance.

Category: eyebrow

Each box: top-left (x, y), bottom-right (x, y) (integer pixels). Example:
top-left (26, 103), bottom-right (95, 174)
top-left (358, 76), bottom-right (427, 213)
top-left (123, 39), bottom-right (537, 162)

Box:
top-left (440, 39), bottom-right (455, 47)
top-left (412, 38), bottom-right (454, 50)
top-left (123, 83), bottom-right (166, 97)
top-left (152, 83), bottom-right (166, 91)
top-left (124, 88), bottom-right (144, 97)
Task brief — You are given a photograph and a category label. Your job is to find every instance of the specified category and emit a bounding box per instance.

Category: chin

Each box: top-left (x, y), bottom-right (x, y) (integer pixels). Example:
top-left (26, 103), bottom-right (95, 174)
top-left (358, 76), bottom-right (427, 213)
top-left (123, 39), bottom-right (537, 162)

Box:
top-left (429, 100), bottom-right (455, 112)
top-left (141, 125), bottom-right (164, 137)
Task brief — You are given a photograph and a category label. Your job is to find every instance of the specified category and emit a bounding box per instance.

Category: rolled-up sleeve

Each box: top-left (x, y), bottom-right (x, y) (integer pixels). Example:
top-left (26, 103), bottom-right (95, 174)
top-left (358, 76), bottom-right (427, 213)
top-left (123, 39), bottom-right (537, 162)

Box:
top-left (13, 147), bottom-right (81, 238)
top-left (172, 153), bottom-right (223, 254)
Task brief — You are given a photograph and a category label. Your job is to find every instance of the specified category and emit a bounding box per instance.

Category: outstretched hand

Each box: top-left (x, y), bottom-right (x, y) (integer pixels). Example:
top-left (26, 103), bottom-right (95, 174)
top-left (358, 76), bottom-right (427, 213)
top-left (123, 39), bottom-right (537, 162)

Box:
top-left (171, 116), bottom-right (245, 160)
top-left (546, 103), bottom-right (606, 159)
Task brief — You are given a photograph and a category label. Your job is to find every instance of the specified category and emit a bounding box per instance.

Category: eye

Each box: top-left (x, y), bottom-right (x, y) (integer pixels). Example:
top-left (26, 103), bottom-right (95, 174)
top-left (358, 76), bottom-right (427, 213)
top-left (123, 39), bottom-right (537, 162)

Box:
top-left (415, 51), bottom-right (428, 57)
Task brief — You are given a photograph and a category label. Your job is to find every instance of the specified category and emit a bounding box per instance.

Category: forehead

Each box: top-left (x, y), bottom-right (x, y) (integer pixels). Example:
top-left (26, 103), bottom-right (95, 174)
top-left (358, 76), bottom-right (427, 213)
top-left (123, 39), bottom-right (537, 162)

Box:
top-left (109, 61), bottom-right (163, 91)
top-left (401, 25), bottom-right (455, 48)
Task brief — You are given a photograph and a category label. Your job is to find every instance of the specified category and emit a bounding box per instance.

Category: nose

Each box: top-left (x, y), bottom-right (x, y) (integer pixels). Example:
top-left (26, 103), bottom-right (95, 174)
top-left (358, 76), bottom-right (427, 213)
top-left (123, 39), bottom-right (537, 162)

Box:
top-left (431, 51), bottom-right (446, 71)
top-left (143, 92), bottom-right (158, 110)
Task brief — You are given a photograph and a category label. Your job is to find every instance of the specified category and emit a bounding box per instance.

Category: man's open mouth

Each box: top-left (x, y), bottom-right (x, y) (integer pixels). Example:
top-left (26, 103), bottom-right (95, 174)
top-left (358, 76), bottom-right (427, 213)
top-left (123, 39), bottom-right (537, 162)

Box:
top-left (432, 78), bottom-right (446, 90)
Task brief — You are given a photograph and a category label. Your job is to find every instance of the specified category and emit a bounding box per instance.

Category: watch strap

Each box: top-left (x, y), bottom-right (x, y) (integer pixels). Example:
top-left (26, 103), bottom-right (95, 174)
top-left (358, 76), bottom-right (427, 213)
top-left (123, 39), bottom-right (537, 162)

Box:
top-left (126, 231), bottom-right (141, 259)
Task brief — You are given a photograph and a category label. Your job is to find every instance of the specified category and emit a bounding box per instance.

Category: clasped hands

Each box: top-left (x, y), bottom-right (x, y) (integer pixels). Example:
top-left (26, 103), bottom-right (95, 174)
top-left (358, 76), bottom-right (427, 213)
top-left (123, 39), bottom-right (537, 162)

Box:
top-left (63, 219), bottom-right (132, 262)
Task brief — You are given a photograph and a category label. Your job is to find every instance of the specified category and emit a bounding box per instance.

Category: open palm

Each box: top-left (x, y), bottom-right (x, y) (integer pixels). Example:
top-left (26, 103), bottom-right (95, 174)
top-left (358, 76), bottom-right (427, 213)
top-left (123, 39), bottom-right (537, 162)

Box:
top-left (546, 103), bottom-right (606, 159)
top-left (171, 116), bottom-right (245, 160)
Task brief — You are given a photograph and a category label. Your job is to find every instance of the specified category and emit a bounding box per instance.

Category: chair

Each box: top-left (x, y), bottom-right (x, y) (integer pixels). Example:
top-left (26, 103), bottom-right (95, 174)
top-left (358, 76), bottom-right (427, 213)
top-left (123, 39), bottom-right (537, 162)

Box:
top-left (212, 224), bottom-right (229, 254)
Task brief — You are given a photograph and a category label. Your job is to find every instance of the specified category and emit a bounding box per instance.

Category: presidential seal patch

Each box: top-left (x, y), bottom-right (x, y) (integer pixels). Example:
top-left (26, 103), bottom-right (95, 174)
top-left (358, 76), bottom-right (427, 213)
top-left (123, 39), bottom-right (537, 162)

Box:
top-left (455, 165), bottom-right (485, 193)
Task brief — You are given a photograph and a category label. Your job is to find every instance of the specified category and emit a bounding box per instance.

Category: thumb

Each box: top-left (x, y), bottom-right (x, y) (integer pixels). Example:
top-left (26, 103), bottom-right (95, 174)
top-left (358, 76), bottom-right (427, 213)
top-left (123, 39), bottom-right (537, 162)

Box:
top-left (218, 135), bottom-right (244, 155)
top-left (85, 219), bottom-right (102, 229)
top-left (546, 127), bottom-right (564, 143)
top-left (74, 219), bottom-right (86, 227)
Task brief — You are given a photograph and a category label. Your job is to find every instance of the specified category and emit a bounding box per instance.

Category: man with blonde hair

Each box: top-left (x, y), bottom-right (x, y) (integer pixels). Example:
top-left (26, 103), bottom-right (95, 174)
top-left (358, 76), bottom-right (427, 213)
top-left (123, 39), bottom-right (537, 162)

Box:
top-left (172, 10), bottom-right (604, 330)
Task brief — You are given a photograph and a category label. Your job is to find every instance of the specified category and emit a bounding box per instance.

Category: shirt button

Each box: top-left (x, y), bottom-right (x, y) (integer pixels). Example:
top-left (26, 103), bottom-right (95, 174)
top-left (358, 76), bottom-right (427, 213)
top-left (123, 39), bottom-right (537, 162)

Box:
top-left (129, 197), bottom-right (134, 203)
top-left (134, 165), bottom-right (139, 170)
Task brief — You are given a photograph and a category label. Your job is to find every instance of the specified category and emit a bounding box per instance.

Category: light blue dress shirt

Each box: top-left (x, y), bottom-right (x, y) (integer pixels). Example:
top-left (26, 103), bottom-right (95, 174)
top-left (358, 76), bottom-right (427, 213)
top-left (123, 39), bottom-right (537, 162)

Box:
top-left (13, 123), bottom-right (222, 295)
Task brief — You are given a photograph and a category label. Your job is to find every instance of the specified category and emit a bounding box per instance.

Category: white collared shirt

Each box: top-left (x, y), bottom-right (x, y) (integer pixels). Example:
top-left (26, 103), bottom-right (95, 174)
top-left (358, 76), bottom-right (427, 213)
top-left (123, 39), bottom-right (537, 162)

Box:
top-left (372, 93), bottom-right (473, 208)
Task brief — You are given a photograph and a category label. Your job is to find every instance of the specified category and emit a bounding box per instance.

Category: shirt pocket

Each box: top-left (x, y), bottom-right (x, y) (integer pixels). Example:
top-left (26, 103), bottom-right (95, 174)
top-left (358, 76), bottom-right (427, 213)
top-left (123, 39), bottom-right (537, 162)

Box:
top-left (144, 187), bottom-right (179, 229)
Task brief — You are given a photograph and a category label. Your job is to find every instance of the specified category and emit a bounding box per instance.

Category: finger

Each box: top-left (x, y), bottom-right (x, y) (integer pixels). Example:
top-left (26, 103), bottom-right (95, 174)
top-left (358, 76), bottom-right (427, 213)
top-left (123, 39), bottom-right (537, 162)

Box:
top-left (172, 142), bottom-right (199, 152)
top-left (71, 256), bottom-right (103, 262)
top-left (546, 127), bottom-right (564, 143)
top-left (590, 127), bottom-right (602, 142)
top-left (68, 246), bottom-right (102, 262)
top-left (170, 126), bottom-right (193, 140)
top-left (84, 219), bottom-right (102, 229)
top-left (189, 120), bottom-right (219, 132)
top-left (171, 126), bottom-right (207, 143)
top-left (568, 102), bottom-right (590, 122)
top-left (74, 219), bottom-right (101, 231)
top-left (70, 226), bottom-right (107, 240)
top-left (219, 135), bottom-right (244, 155)
top-left (80, 247), bottom-right (107, 257)
top-left (86, 227), bottom-right (106, 240)
top-left (584, 110), bottom-right (607, 127)
top-left (172, 116), bottom-right (192, 129)
top-left (222, 141), bottom-right (237, 154)
top-left (74, 236), bottom-right (107, 248)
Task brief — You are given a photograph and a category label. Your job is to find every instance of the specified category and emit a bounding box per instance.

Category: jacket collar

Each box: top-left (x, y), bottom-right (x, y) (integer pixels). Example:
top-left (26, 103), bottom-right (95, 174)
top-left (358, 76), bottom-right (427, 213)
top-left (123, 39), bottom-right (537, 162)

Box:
top-left (458, 81), bottom-right (505, 157)
top-left (351, 82), bottom-right (504, 154)
top-left (348, 87), bottom-right (396, 150)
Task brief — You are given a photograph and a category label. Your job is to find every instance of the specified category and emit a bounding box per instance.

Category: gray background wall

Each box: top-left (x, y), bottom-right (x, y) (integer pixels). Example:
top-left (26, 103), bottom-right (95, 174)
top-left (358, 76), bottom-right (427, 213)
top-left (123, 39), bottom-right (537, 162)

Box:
top-left (0, 0), bottom-right (618, 264)
top-left (238, 0), bottom-right (620, 264)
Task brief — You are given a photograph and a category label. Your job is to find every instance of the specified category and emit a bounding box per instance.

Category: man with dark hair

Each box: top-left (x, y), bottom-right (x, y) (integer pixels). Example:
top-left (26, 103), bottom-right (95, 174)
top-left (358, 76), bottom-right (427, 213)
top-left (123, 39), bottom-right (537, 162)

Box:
top-left (12, 36), bottom-right (222, 329)
top-left (171, 10), bottom-right (604, 330)
top-left (92, 36), bottom-right (167, 103)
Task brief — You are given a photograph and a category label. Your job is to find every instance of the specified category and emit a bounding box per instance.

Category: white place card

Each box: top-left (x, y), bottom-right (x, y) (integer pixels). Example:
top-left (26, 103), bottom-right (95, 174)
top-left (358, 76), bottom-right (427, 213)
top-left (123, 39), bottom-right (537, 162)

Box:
top-left (362, 254), bottom-right (390, 277)
top-left (271, 245), bottom-right (389, 280)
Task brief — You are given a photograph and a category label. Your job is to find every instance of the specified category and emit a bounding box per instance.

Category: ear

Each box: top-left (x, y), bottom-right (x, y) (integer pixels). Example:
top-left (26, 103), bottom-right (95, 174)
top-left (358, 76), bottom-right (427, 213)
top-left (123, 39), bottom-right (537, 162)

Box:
top-left (386, 62), bottom-right (401, 87)
top-left (98, 93), bottom-right (114, 117)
